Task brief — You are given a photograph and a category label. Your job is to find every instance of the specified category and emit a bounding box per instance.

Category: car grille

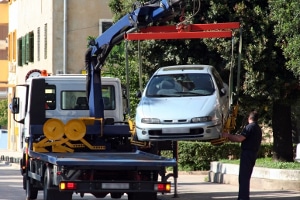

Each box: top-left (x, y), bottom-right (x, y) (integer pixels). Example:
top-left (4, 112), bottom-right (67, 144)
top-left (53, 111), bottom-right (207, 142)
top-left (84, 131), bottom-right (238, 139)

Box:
top-left (162, 119), bottom-right (189, 123)
top-left (149, 128), bottom-right (204, 136)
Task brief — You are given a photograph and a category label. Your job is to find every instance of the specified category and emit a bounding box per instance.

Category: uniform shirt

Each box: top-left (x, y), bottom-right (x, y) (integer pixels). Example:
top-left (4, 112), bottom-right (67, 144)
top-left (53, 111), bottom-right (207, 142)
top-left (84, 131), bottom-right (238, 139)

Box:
top-left (240, 122), bottom-right (262, 152)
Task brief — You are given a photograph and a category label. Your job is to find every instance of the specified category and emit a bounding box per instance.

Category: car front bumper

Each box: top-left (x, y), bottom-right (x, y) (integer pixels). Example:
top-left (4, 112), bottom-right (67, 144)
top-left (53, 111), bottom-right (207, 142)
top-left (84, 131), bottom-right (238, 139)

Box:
top-left (135, 121), bottom-right (222, 141)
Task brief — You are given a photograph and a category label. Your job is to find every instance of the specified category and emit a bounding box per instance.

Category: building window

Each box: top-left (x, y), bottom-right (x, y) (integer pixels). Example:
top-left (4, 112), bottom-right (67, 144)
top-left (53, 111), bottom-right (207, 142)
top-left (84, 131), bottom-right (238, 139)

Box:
top-left (13, 30), bottom-right (16, 61)
top-left (28, 31), bottom-right (34, 62)
top-left (37, 27), bottom-right (40, 61)
top-left (0, 24), bottom-right (8, 60)
top-left (17, 37), bottom-right (22, 66)
top-left (99, 19), bottom-right (113, 35)
top-left (44, 23), bottom-right (47, 59)
top-left (8, 31), bottom-right (16, 61)
top-left (8, 32), bottom-right (12, 61)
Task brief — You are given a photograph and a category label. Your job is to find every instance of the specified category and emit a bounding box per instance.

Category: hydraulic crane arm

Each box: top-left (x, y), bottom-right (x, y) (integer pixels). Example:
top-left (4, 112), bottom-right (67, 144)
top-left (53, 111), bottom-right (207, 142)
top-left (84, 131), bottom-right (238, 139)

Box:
top-left (93, 0), bottom-right (184, 70)
top-left (86, 0), bottom-right (185, 118)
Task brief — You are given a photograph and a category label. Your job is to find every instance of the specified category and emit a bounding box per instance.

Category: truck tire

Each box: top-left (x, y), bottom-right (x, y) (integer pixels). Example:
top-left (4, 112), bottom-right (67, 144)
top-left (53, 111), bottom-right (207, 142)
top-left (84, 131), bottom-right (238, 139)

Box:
top-left (127, 192), bottom-right (157, 200)
top-left (24, 172), bottom-right (38, 200)
top-left (43, 167), bottom-right (72, 200)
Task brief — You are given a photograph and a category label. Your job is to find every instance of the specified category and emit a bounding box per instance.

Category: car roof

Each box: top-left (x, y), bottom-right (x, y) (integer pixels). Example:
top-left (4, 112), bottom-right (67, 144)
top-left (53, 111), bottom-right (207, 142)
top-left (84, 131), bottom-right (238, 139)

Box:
top-left (154, 65), bottom-right (213, 75)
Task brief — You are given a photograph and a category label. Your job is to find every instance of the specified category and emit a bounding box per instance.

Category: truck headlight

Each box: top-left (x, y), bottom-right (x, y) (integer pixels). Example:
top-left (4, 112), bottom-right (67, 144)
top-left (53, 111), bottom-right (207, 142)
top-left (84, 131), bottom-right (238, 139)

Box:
top-left (141, 118), bottom-right (160, 124)
top-left (191, 116), bottom-right (212, 123)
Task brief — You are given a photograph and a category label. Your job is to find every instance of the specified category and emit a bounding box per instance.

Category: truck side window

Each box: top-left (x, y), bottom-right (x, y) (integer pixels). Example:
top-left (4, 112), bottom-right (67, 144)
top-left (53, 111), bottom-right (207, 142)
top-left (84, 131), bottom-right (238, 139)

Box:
top-left (102, 85), bottom-right (115, 110)
top-left (61, 91), bottom-right (87, 110)
top-left (45, 86), bottom-right (56, 110)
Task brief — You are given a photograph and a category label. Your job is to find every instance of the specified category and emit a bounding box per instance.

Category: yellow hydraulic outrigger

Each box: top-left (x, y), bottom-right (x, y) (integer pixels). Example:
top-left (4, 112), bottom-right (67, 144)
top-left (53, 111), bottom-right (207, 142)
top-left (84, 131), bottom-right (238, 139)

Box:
top-left (210, 104), bottom-right (239, 145)
top-left (210, 23), bottom-right (242, 146)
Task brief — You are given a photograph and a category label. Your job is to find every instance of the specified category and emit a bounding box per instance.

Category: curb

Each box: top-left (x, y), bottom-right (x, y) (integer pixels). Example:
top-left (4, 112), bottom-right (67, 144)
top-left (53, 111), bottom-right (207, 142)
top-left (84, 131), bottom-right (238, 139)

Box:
top-left (209, 162), bottom-right (300, 191)
top-left (0, 154), bottom-right (21, 164)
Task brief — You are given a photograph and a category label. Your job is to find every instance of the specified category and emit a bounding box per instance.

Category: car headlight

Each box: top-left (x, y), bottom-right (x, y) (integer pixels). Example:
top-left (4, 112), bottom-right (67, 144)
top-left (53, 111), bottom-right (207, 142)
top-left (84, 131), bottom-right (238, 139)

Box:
top-left (191, 116), bottom-right (212, 123)
top-left (141, 118), bottom-right (161, 124)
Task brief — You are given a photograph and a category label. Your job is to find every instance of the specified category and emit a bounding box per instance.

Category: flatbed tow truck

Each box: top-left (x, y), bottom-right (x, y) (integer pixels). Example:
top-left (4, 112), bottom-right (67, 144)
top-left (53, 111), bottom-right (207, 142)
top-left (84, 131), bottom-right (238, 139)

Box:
top-left (10, 1), bottom-right (241, 200)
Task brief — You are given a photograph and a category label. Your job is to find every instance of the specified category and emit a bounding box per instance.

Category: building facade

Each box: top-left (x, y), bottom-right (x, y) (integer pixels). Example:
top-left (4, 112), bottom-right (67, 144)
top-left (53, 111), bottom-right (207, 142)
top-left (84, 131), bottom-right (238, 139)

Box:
top-left (0, 1), bottom-right (9, 99)
top-left (7, 0), bottom-right (113, 151)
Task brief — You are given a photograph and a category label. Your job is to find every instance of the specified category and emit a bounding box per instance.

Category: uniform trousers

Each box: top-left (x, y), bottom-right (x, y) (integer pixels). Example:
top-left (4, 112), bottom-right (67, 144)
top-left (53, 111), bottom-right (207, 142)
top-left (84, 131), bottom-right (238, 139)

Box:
top-left (238, 150), bottom-right (257, 200)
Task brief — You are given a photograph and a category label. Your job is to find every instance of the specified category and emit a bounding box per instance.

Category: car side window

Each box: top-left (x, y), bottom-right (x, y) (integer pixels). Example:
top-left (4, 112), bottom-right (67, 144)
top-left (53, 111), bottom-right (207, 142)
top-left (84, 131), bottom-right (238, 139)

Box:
top-left (212, 69), bottom-right (225, 94)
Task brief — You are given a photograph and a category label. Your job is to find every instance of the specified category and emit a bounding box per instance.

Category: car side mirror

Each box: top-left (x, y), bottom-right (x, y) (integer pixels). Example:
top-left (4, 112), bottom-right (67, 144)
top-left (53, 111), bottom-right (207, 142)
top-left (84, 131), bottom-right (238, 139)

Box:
top-left (136, 90), bottom-right (142, 98)
top-left (220, 88), bottom-right (227, 96)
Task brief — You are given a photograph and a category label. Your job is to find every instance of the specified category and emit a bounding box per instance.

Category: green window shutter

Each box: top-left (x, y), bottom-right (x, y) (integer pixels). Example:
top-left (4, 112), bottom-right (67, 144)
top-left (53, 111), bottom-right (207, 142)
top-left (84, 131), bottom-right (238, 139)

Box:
top-left (25, 33), bottom-right (29, 64)
top-left (29, 31), bottom-right (34, 62)
top-left (17, 38), bottom-right (22, 66)
top-left (22, 36), bottom-right (26, 65)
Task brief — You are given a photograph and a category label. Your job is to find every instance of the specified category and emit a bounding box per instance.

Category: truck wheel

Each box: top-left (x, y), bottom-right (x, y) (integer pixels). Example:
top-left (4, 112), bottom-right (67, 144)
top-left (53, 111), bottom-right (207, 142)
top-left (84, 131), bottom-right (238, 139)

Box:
top-left (43, 167), bottom-right (72, 200)
top-left (110, 192), bottom-right (123, 198)
top-left (127, 192), bottom-right (157, 200)
top-left (25, 174), bottom-right (38, 200)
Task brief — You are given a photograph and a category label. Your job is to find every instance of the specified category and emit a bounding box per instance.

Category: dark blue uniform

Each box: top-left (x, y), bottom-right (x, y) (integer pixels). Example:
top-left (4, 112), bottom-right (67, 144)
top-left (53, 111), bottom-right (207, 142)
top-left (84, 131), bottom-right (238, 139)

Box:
top-left (238, 122), bottom-right (262, 200)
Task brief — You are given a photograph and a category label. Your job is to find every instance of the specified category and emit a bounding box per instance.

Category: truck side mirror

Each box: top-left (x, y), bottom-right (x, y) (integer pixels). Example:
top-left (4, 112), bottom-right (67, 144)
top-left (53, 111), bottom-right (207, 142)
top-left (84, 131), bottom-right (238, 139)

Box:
top-left (11, 97), bottom-right (20, 114)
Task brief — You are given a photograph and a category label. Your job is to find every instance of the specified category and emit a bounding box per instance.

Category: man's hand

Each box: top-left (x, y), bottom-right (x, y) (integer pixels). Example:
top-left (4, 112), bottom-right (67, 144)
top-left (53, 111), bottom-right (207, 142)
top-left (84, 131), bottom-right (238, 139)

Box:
top-left (222, 132), bottom-right (230, 138)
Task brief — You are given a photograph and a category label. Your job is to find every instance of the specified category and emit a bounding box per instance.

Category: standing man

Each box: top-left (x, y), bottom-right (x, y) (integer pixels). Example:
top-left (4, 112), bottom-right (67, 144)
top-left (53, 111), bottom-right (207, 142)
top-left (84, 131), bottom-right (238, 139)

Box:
top-left (222, 110), bottom-right (262, 200)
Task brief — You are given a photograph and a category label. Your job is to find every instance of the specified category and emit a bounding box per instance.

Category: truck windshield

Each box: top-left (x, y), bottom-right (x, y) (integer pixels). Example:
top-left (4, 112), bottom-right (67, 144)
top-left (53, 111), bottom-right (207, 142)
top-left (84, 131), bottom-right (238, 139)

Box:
top-left (146, 73), bottom-right (215, 97)
top-left (60, 85), bottom-right (115, 110)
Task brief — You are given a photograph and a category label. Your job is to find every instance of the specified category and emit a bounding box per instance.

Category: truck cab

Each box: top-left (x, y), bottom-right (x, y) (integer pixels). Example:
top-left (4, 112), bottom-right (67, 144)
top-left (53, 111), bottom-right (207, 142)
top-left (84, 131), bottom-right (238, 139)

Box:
top-left (12, 74), bottom-right (128, 150)
top-left (41, 75), bottom-right (125, 124)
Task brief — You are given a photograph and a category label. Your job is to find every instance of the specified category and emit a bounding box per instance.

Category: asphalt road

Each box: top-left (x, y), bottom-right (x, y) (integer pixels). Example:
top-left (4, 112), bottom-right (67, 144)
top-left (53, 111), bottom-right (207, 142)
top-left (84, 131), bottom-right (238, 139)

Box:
top-left (0, 161), bottom-right (299, 200)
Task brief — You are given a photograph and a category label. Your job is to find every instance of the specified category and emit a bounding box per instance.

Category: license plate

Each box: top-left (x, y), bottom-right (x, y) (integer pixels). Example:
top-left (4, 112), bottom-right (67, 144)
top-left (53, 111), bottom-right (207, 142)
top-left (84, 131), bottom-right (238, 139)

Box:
top-left (162, 127), bottom-right (188, 134)
top-left (102, 183), bottom-right (129, 189)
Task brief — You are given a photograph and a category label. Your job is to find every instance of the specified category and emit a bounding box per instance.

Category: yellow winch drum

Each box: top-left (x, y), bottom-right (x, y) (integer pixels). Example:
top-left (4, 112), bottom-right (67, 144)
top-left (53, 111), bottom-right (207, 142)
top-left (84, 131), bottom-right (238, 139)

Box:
top-left (43, 118), bottom-right (65, 140)
top-left (64, 119), bottom-right (86, 141)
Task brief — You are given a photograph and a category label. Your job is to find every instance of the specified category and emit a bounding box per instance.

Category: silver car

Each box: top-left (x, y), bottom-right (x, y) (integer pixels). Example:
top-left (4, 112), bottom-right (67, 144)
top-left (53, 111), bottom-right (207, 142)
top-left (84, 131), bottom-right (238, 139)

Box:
top-left (135, 65), bottom-right (229, 141)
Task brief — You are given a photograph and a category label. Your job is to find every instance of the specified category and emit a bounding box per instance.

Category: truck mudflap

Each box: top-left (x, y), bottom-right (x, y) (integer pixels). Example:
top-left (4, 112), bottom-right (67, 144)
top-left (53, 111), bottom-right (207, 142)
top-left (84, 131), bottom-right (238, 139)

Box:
top-left (59, 180), bottom-right (172, 193)
top-left (28, 150), bottom-right (176, 167)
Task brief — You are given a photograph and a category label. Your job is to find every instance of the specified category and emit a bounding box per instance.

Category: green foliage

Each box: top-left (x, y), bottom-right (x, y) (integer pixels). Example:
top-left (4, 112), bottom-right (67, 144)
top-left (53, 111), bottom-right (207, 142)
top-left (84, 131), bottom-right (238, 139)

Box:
top-left (269, 0), bottom-right (300, 76)
top-left (221, 157), bottom-right (300, 170)
top-left (162, 141), bottom-right (298, 171)
top-left (0, 99), bottom-right (8, 128)
top-left (105, 0), bottom-right (300, 161)
top-left (107, 0), bottom-right (298, 123)
top-left (103, 42), bottom-right (142, 118)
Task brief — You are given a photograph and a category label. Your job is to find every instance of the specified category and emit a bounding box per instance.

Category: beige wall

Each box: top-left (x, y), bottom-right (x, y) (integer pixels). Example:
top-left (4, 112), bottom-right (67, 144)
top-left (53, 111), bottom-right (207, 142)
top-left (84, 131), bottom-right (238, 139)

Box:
top-left (63, 0), bottom-right (113, 74)
top-left (0, 60), bottom-right (8, 83)
top-left (0, 3), bottom-right (9, 83)
top-left (0, 3), bottom-right (8, 23)
top-left (7, 0), bottom-right (112, 151)
top-left (9, 0), bottom-right (54, 85)
top-left (9, 0), bottom-right (112, 85)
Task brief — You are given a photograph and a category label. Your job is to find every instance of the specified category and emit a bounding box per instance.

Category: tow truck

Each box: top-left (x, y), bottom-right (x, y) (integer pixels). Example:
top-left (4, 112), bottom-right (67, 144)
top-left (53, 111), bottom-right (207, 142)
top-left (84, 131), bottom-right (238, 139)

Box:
top-left (10, 0), bottom-right (241, 200)
top-left (11, 1), bottom-right (185, 200)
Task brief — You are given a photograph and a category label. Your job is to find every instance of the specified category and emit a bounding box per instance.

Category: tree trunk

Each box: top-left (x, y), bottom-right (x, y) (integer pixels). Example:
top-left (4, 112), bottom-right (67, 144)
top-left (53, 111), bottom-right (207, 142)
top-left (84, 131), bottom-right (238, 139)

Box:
top-left (272, 101), bottom-right (294, 162)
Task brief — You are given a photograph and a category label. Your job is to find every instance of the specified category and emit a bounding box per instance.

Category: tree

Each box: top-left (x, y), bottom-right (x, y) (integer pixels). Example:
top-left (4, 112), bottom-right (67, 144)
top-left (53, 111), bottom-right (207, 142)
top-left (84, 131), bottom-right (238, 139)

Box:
top-left (0, 99), bottom-right (8, 128)
top-left (194, 0), bottom-right (297, 161)
top-left (107, 0), bottom-right (298, 161)
top-left (268, 0), bottom-right (300, 161)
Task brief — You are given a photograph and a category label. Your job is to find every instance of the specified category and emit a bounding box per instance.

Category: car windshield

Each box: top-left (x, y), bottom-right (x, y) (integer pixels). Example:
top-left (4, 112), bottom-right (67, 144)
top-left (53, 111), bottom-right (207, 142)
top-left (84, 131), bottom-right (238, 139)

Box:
top-left (146, 73), bottom-right (215, 97)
